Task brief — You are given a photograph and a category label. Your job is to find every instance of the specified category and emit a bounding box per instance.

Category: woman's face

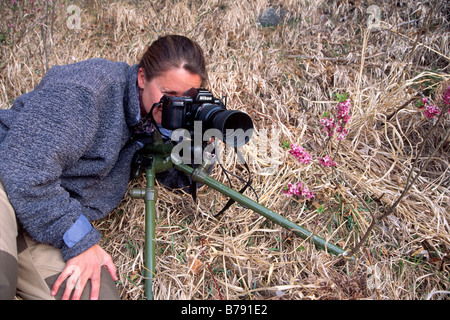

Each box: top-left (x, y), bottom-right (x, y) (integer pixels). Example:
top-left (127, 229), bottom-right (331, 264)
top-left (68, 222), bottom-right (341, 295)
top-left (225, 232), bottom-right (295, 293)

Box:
top-left (137, 67), bottom-right (202, 124)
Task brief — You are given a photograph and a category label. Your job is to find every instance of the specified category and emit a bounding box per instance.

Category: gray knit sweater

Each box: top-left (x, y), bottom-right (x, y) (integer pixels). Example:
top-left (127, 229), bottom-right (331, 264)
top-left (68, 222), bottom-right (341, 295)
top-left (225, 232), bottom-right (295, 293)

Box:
top-left (0, 58), bottom-right (142, 261)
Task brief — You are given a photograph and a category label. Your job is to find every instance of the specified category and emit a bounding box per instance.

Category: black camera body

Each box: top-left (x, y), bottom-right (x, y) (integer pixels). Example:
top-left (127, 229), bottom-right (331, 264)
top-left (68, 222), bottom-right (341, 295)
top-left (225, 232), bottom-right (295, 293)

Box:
top-left (161, 88), bottom-right (219, 131)
top-left (160, 88), bottom-right (253, 147)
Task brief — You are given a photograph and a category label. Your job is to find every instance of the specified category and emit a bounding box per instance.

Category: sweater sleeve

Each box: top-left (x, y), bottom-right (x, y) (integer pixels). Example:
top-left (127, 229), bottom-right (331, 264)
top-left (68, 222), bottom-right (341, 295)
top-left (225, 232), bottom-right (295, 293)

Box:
top-left (0, 84), bottom-right (102, 261)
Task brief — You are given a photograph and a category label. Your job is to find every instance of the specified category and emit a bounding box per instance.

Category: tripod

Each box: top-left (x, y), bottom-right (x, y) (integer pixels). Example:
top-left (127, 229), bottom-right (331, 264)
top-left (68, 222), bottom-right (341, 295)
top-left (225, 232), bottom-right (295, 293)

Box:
top-left (130, 132), bottom-right (352, 299)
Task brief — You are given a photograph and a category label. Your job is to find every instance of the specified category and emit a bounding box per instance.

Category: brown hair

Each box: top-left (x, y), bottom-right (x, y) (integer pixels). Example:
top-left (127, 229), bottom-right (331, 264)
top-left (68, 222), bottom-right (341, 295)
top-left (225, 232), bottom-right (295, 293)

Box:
top-left (139, 35), bottom-right (208, 86)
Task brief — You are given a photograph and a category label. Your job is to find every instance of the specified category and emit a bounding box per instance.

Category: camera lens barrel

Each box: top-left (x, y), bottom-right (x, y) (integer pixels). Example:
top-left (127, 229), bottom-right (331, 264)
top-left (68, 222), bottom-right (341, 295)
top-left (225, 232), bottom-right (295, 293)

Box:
top-left (196, 104), bottom-right (253, 147)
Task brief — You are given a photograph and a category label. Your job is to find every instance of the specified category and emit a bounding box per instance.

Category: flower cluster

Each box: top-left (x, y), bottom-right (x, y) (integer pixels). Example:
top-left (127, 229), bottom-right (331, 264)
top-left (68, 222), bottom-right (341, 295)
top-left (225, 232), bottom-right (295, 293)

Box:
top-left (289, 143), bottom-right (312, 164)
top-left (284, 144), bottom-right (337, 199)
top-left (320, 98), bottom-right (352, 140)
top-left (335, 99), bottom-right (351, 140)
top-left (336, 99), bottom-right (351, 124)
top-left (424, 104), bottom-right (440, 119)
top-left (283, 182), bottom-right (314, 199)
top-left (419, 98), bottom-right (440, 119)
top-left (320, 116), bottom-right (335, 137)
top-left (336, 127), bottom-right (348, 141)
top-left (318, 155), bottom-right (337, 167)
top-left (283, 94), bottom-right (351, 201)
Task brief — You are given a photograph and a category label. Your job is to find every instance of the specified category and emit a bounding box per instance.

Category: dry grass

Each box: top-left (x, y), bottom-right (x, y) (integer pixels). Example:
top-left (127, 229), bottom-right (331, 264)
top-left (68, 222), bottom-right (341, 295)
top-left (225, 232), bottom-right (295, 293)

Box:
top-left (1, 0), bottom-right (449, 300)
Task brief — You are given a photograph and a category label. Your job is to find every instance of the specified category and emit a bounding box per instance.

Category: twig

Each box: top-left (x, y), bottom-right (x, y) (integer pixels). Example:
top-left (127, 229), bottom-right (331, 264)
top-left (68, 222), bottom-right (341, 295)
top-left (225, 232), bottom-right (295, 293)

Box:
top-left (346, 106), bottom-right (450, 257)
top-left (39, 0), bottom-right (53, 73)
top-left (50, 0), bottom-right (55, 46)
top-left (39, 21), bottom-right (48, 73)
top-left (386, 94), bottom-right (421, 121)
top-left (379, 121), bottom-right (449, 220)
top-left (335, 172), bottom-right (377, 259)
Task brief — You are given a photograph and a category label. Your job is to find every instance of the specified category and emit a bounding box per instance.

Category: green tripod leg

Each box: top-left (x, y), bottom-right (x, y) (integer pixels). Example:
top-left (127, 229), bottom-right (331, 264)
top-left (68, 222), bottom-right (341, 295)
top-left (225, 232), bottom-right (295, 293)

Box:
top-left (144, 166), bottom-right (157, 300)
top-left (174, 161), bottom-right (353, 259)
top-left (130, 165), bottom-right (157, 300)
top-left (130, 152), bottom-right (173, 300)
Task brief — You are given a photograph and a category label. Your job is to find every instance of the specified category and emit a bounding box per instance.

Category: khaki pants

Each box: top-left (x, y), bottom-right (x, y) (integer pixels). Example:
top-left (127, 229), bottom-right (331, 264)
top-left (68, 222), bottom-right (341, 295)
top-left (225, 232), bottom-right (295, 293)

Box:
top-left (0, 180), bottom-right (120, 300)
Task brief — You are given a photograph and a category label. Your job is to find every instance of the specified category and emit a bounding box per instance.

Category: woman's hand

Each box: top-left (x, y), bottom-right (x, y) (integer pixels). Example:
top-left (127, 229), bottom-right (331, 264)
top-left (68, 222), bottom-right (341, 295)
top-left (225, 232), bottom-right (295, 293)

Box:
top-left (51, 244), bottom-right (118, 300)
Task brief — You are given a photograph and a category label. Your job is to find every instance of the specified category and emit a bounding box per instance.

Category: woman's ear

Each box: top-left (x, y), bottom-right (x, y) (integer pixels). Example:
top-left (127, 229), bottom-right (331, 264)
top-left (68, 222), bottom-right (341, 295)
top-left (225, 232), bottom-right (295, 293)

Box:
top-left (137, 68), bottom-right (146, 89)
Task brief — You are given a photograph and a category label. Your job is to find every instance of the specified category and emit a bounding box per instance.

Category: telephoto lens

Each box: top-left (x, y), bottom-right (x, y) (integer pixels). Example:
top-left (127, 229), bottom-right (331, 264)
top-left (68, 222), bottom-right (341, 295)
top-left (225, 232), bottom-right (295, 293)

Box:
top-left (196, 104), bottom-right (253, 147)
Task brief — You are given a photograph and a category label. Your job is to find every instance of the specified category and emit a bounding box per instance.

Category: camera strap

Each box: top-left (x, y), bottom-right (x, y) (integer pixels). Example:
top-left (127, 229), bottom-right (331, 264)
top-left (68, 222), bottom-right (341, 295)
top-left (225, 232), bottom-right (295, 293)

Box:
top-left (212, 147), bottom-right (258, 218)
top-left (189, 179), bottom-right (198, 202)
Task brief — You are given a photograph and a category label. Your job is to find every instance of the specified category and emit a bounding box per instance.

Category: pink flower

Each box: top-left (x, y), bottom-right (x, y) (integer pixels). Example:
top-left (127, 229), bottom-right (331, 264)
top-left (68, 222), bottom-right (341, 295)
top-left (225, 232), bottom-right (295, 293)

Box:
top-left (443, 86), bottom-right (450, 106)
top-left (283, 183), bottom-right (298, 196)
top-left (302, 188), bottom-right (315, 199)
top-left (320, 98), bottom-right (352, 139)
top-left (336, 127), bottom-right (348, 140)
top-left (336, 100), bottom-right (351, 124)
top-left (418, 96), bottom-right (442, 119)
top-left (289, 144), bottom-right (312, 164)
top-left (320, 116), bottom-right (336, 137)
top-left (283, 182), bottom-right (314, 199)
top-left (423, 104), bottom-right (440, 119)
top-left (319, 155), bottom-right (337, 167)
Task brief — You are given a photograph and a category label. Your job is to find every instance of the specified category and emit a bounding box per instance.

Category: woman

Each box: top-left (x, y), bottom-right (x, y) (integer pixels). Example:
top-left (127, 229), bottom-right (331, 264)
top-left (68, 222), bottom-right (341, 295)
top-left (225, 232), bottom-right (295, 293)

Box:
top-left (0, 35), bottom-right (207, 300)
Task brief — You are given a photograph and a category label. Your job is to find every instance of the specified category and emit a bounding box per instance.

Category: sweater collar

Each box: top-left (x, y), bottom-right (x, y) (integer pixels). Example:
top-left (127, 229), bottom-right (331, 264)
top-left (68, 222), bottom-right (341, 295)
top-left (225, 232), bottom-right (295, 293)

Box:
top-left (124, 64), bottom-right (141, 128)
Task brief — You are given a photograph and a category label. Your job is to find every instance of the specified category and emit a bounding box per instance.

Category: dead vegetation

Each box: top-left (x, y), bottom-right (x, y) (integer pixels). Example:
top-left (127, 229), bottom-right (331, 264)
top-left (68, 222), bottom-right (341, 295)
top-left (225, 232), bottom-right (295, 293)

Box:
top-left (1, 0), bottom-right (449, 300)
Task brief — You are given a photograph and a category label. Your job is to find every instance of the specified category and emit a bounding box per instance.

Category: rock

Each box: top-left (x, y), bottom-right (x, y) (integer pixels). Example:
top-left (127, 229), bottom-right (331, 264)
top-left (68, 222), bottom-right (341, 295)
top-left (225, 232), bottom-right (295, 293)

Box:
top-left (258, 7), bottom-right (287, 27)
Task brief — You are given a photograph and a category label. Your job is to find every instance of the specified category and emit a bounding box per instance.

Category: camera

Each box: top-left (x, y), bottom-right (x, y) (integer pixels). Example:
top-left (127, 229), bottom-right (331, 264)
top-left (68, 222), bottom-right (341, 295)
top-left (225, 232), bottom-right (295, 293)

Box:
top-left (160, 88), bottom-right (253, 147)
